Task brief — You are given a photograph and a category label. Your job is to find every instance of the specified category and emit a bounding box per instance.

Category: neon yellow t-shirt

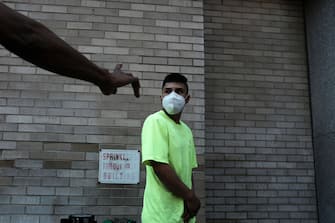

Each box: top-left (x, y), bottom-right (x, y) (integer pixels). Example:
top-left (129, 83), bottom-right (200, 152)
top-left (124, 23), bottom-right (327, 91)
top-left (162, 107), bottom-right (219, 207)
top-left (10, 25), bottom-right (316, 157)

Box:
top-left (141, 110), bottom-right (198, 223)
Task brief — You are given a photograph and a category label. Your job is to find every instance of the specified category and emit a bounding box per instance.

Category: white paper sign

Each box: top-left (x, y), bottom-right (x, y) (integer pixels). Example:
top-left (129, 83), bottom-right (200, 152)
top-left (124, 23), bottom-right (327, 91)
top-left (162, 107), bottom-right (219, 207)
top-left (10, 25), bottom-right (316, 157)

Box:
top-left (98, 149), bottom-right (140, 184)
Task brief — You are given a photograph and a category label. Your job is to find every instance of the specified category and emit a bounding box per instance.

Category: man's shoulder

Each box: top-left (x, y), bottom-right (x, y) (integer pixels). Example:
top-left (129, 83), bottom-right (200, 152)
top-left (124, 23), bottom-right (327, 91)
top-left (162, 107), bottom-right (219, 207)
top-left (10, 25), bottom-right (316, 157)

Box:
top-left (180, 119), bottom-right (190, 127)
top-left (144, 110), bottom-right (165, 123)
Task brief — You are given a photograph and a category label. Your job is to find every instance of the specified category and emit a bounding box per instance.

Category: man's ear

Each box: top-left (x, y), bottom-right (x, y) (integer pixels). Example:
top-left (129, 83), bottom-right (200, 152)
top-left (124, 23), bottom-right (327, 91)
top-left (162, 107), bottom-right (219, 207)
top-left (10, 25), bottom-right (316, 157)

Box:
top-left (185, 94), bottom-right (190, 104)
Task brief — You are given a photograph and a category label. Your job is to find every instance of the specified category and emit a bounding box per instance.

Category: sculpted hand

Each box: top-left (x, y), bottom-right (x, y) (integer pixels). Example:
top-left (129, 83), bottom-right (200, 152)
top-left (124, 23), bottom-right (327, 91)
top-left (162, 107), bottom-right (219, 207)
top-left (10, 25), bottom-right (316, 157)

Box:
top-left (182, 201), bottom-right (192, 223)
top-left (99, 64), bottom-right (140, 97)
top-left (183, 192), bottom-right (201, 222)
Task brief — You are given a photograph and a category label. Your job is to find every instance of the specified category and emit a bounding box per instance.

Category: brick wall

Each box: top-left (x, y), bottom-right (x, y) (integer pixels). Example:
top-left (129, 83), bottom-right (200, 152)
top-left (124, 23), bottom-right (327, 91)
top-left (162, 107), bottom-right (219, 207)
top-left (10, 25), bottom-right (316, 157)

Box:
top-left (204, 0), bottom-right (318, 222)
top-left (0, 1), bottom-right (205, 222)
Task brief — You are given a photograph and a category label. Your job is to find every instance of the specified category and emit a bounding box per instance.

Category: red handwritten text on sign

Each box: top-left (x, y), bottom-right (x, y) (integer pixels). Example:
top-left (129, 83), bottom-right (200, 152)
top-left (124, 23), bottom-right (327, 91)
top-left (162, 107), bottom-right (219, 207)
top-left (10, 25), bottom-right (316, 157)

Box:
top-left (99, 149), bottom-right (140, 184)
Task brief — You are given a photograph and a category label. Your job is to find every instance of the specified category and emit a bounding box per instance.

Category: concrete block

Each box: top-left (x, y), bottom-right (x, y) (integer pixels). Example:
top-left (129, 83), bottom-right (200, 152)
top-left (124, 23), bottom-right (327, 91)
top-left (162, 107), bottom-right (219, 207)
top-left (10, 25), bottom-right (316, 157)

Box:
top-left (130, 33), bottom-right (154, 41)
top-left (105, 31), bottom-right (130, 40)
top-left (0, 186), bottom-right (26, 195)
top-left (155, 65), bottom-right (180, 73)
top-left (2, 150), bottom-right (29, 160)
top-left (42, 177), bottom-right (70, 187)
top-left (27, 187), bottom-right (55, 196)
top-left (11, 196), bottom-right (40, 205)
top-left (56, 169), bottom-right (85, 178)
top-left (119, 10), bottom-right (143, 18)
top-left (54, 206), bottom-right (82, 214)
top-left (10, 215), bottom-right (39, 223)
top-left (67, 22), bottom-right (92, 29)
top-left (180, 21), bottom-right (203, 29)
top-left (18, 124), bottom-right (45, 132)
top-left (155, 34), bottom-right (179, 42)
top-left (131, 3), bottom-right (155, 11)
top-left (78, 46), bottom-right (103, 54)
top-left (9, 66), bottom-right (36, 74)
top-left (168, 43), bottom-right (192, 50)
top-left (81, 0), bottom-right (106, 7)
top-left (104, 47), bottom-right (129, 55)
top-left (0, 216), bottom-right (10, 223)
top-left (14, 160), bottom-right (43, 169)
top-left (156, 5), bottom-right (179, 13)
top-left (0, 141), bottom-right (17, 150)
top-left (55, 187), bottom-right (83, 196)
top-left (156, 20), bottom-right (179, 28)
top-left (118, 24), bottom-right (143, 32)
top-left (42, 5), bottom-right (67, 13)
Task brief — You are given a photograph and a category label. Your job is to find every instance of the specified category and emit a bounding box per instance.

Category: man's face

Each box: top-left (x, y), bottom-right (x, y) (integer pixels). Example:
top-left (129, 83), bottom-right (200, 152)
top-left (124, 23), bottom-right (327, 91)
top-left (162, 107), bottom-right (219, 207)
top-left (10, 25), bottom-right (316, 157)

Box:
top-left (161, 82), bottom-right (189, 102)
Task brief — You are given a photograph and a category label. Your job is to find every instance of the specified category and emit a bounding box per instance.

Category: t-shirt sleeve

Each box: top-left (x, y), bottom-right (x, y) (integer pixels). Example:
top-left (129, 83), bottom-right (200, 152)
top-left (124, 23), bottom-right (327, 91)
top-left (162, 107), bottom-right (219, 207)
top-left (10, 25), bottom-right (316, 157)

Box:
top-left (189, 129), bottom-right (198, 169)
top-left (141, 115), bottom-right (169, 166)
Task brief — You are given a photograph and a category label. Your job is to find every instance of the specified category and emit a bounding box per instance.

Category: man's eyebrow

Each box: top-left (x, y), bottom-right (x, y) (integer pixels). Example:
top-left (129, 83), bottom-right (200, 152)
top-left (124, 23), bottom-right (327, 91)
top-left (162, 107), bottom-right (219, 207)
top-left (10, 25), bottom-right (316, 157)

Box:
top-left (164, 87), bottom-right (184, 90)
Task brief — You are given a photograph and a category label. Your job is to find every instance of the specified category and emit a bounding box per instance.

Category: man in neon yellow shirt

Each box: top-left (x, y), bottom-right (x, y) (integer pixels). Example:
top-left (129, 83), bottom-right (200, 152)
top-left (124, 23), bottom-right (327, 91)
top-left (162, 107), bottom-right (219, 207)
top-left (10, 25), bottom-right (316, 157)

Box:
top-left (141, 73), bottom-right (201, 223)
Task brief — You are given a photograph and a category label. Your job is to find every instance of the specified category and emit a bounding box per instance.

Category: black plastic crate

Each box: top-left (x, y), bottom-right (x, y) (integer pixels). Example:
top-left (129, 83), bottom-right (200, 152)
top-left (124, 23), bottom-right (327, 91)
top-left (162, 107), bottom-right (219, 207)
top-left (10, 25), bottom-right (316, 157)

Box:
top-left (60, 215), bottom-right (97, 223)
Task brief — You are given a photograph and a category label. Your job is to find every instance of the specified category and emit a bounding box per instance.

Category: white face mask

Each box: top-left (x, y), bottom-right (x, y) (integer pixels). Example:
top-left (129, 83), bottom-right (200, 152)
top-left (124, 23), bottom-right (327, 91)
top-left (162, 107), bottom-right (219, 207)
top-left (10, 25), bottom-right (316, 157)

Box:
top-left (162, 91), bottom-right (186, 115)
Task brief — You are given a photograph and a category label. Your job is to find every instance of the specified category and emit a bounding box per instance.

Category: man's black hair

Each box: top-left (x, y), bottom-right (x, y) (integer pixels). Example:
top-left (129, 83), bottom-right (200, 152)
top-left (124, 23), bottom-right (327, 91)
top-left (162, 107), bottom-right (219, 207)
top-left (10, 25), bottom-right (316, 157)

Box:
top-left (162, 73), bottom-right (188, 93)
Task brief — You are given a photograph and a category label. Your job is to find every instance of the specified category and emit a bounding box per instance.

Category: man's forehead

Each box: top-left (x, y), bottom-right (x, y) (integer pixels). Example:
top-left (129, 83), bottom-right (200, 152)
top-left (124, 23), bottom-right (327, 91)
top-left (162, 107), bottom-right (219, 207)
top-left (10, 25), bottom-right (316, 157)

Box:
top-left (162, 82), bottom-right (187, 89)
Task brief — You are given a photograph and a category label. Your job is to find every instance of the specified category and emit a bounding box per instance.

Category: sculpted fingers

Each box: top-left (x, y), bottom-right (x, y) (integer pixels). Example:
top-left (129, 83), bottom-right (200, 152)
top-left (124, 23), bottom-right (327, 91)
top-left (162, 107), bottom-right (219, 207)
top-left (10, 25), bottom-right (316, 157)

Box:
top-left (131, 77), bottom-right (140, 97)
top-left (114, 63), bottom-right (122, 72)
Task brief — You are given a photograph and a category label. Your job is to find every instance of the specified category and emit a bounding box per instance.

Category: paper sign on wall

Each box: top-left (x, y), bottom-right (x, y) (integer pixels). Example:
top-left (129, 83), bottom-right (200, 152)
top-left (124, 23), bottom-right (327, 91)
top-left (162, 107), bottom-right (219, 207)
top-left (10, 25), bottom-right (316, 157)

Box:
top-left (98, 149), bottom-right (140, 184)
